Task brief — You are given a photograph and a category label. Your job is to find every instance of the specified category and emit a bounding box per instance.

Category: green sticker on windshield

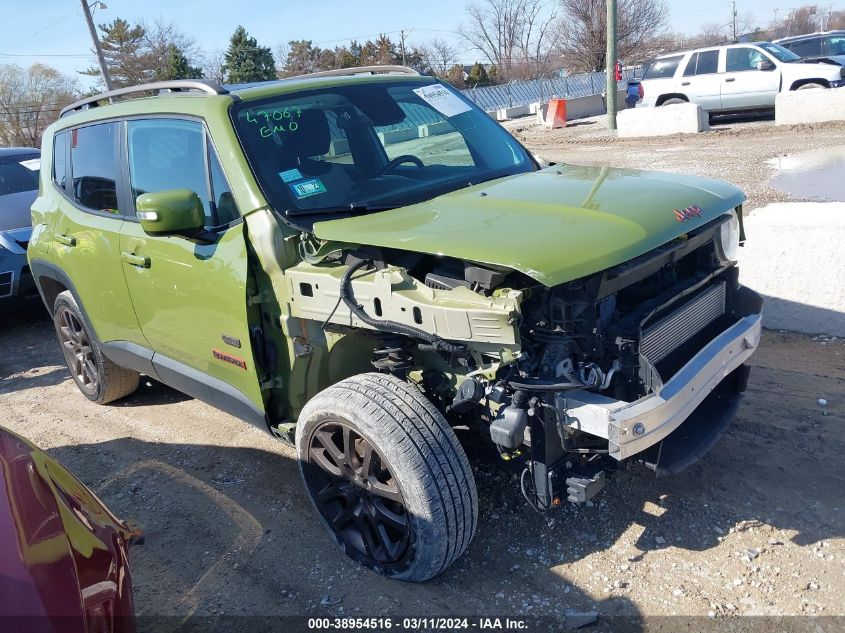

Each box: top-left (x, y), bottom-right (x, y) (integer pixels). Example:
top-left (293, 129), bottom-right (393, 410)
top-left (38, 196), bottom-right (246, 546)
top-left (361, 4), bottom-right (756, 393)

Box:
top-left (290, 178), bottom-right (326, 199)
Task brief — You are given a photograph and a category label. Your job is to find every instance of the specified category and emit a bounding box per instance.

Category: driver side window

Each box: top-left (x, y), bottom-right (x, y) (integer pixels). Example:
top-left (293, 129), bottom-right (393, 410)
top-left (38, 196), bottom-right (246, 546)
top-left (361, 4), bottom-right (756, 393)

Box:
top-left (127, 119), bottom-right (237, 227)
top-left (726, 48), bottom-right (765, 72)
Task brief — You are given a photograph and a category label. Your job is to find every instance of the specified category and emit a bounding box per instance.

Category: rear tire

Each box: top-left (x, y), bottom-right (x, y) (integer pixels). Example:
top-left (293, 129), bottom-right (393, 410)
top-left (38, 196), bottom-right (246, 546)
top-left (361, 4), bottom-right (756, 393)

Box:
top-left (53, 291), bottom-right (140, 404)
top-left (296, 372), bottom-right (477, 582)
top-left (796, 82), bottom-right (826, 90)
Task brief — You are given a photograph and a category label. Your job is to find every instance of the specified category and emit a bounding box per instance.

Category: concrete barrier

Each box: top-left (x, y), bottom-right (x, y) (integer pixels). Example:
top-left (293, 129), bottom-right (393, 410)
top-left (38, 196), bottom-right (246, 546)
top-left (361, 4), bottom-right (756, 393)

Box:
top-left (738, 202), bottom-right (845, 337)
top-left (377, 128), bottom-right (419, 146)
top-left (617, 102), bottom-right (709, 138)
top-left (495, 104), bottom-right (531, 121)
top-left (418, 121), bottom-right (453, 137)
top-left (775, 87), bottom-right (845, 125)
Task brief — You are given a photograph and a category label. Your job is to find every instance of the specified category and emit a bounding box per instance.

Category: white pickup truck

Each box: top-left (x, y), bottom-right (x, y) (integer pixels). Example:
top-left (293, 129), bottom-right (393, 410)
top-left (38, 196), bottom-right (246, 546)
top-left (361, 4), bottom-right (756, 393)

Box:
top-left (638, 41), bottom-right (845, 113)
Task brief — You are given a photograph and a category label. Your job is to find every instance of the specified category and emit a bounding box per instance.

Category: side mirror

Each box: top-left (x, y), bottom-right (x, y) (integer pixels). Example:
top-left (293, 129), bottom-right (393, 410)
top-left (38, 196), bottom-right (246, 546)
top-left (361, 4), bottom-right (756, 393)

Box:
top-left (136, 189), bottom-right (205, 237)
top-left (756, 59), bottom-right (776, 71)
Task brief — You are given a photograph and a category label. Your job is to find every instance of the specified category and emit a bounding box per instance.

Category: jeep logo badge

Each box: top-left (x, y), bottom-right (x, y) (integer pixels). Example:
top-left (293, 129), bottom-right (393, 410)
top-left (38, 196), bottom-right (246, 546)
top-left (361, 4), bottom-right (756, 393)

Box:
top-left (674, 205), bottom-right (703, 222)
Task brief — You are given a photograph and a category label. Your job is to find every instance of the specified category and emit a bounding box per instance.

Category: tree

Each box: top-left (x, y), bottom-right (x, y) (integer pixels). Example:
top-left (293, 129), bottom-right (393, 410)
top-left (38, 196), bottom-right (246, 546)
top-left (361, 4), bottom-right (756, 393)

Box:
top-left (159, 44), bottom-right (203, 81)
top-left (82, 18), bottom-right (203, 87)
top-left (446, 64), bottom-right (466, 87)
top-left (459, 0), bottom-right (557, 81)
top-left (555, 0), bottom-right (669, 72)
top-left (280, 39), bottom-right (321, 76)
top-left (426, 38), bottom-right (459, 76)
top-left (467, 62), bottom-right (490, 85)
top-left (222, 26), bottom-right (276, 84)
top-left (202, 50), bottom-right (227, 84)
top-left (0, 63), bottom-right (77, 147)
top-left (82, 18), bottom-right (149, 87)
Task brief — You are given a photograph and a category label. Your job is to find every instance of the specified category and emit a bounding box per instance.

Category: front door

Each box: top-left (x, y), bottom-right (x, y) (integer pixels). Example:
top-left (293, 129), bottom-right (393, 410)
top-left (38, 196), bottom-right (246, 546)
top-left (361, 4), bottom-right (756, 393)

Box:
top-left (720, 47), bottom-right (781, 110)
top-left (118, 118), bottom-right (263, 412)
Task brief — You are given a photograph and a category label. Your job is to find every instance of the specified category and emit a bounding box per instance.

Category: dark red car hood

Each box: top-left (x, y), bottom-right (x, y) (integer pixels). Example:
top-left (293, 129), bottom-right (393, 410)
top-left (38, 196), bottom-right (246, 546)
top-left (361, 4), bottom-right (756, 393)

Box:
top-left (0, 427), bottom-right (135, 632)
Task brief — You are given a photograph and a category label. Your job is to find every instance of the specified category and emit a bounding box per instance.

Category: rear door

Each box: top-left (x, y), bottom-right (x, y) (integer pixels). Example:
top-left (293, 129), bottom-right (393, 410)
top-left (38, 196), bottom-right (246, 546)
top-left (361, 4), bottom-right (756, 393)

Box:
top-left (677, 50), bottom-right (721, 111)
top-left (49, 122), bottom-right (147, 346)
top-left (720, 46), bottom-right (781, 109)
top-left (117, 117), bottom-right (263, 411)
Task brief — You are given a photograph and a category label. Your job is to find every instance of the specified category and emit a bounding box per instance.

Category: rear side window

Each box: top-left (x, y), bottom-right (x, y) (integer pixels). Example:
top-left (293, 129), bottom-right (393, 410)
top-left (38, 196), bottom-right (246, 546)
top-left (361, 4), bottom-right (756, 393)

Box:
top-left (53, 132), bottom-right (68, 190)
top-left (643, 56), bottom-right (684, 79)
top-left (787, 38), bottom-right (822, 57)
top-left (696, 50), bottom-right (719, 74)
top-left (70, 123), bottom-right (119, 213)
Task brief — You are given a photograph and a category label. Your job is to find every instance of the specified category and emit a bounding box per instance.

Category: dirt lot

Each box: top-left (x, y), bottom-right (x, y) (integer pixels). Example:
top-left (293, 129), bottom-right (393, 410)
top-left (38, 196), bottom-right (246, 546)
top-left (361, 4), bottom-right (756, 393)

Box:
top-left (2, 119), bottom-right (844, 629)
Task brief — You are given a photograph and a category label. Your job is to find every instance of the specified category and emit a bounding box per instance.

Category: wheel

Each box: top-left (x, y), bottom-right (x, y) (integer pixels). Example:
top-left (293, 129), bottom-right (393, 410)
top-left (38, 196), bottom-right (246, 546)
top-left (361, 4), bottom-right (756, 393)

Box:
top-left (296, 372), bottom-right (477, 582)
top-left (53, 291), bottom-right (140, 404)
top-left (661, 98), bottom-right (687, 105)
top-left (796, 82), bottom-right (826, 90)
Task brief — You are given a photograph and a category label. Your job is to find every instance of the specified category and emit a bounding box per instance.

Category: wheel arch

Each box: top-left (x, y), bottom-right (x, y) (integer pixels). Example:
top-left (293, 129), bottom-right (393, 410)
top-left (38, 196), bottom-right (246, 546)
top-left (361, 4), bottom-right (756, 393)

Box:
top-left (656, 93), bottom-right (689, 106)
top-left (789, 78), bottom-right (830, 90)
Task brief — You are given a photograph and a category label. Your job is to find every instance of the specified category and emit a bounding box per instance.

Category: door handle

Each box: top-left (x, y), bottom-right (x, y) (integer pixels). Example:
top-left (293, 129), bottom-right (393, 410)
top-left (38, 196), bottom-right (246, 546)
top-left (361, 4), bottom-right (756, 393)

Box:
top-left (121, 251), bottom-right (151, 268)
top-left (55, 234), bottom-right (76, 247)
top-left (725, 78), bottom-right (736, 82)
top-left (681, 81), bottom-right (691, 86)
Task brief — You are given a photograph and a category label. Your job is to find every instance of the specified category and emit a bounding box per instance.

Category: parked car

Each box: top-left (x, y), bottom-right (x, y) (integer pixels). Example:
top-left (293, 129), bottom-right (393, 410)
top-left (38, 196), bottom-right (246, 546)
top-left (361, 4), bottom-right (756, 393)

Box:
top-left (0, 147), bottom-right (40, 301)
top-left (30, 69), bottom-right (762, 582)
top-left (0, 425), bottom-right (136, 631)
top-left (775, 30), bottom-right (845, 66)
top-left (639, 41), bottom-right (845, 113)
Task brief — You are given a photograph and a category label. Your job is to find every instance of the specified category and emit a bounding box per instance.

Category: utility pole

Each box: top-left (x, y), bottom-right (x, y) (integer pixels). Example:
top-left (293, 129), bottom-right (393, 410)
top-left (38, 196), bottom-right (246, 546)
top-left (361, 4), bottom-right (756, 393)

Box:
top-left (400, 29), bottom-right (407, 67)
top-left (81, 0), bottom-right (113, 91)
top-left (731, 0), bottom-right (738, 42)
top-left (606, 0), bottom-right (618, 131)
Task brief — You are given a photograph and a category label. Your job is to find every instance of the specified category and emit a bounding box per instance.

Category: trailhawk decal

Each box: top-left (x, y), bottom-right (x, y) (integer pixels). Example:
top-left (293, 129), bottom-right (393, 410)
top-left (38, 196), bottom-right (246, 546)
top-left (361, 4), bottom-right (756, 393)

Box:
top-left (212, 349), bottom-right (248, 370)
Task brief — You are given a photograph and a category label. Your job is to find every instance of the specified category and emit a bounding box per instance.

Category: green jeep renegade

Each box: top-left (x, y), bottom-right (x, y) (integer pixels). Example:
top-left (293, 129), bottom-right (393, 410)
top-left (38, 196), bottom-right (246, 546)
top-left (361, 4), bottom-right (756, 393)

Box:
top-left (30, 66), bottom-right (762, 581)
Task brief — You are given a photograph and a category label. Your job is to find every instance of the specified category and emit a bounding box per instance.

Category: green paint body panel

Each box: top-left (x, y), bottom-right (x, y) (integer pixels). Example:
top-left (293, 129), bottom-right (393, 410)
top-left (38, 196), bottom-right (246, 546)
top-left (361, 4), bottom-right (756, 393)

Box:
top-left (29, 73), bottom-right (748, 426)
top-left (314, 165), bottom-right (745, 287)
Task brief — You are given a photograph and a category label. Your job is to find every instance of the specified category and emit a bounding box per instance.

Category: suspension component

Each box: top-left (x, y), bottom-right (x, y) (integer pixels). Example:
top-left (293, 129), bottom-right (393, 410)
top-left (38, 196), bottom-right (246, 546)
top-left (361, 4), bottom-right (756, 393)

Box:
top-left (371, 336), bottom-right (416, 378)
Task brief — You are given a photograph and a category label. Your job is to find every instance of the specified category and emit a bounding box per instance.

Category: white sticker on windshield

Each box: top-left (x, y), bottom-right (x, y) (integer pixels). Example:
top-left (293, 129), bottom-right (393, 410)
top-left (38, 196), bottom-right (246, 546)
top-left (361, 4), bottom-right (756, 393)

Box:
top-left (19, 158), bottom-right (40, 171)
top-left (413, 84), bottom-right (471, 118)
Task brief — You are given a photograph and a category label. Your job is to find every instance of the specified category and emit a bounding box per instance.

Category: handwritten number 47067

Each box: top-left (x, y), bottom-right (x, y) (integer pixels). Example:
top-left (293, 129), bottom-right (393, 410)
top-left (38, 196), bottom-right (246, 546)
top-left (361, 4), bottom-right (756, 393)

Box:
top-left (246, 107), bottom-right (302, 125)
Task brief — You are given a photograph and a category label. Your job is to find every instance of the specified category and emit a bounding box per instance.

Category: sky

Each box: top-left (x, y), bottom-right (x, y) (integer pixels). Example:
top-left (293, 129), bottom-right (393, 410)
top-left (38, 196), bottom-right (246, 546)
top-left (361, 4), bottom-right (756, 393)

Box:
top-left (0, 0), bottom-right (839, 91)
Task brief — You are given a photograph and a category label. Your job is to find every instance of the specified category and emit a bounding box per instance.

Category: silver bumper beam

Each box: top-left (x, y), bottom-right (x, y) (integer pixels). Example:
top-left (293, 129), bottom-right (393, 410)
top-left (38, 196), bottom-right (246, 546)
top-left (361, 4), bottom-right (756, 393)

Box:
top-left (557, 307), bottom-right (763, 461)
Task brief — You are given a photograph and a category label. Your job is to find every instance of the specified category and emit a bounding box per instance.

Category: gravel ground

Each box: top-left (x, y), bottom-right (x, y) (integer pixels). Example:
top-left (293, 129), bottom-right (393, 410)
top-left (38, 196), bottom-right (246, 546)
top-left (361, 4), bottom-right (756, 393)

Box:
top-left (508, 115), bottom-right (845, 211)
top-left (2, 119), bottom-right (844, 630)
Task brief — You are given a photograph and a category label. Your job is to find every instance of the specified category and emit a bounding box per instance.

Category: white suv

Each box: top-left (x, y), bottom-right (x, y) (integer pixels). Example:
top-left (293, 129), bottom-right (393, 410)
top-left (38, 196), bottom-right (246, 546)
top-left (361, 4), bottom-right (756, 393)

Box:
top-left (639, 42), bottom-right (845, 113)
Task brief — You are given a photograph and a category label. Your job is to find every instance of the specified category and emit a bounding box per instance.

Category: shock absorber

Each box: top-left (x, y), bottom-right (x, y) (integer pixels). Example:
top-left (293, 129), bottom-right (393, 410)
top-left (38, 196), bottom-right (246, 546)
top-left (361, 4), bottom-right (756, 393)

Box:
top-left (371, 335), bottom-right (415, 379)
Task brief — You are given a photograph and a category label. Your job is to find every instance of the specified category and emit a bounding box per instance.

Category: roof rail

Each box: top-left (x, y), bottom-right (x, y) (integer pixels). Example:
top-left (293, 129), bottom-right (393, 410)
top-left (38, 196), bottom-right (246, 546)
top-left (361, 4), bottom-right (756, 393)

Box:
top-left (60, 80), bottom-right (228, 118)
top-left (292, 65), bottom-right (420, 80)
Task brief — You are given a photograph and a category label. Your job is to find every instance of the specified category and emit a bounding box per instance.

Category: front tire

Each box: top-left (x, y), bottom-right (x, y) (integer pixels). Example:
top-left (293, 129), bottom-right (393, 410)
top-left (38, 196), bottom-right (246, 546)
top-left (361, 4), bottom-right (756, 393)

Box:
top-left (662, 97), bottom-right (688, 105)
top-left (296, 372), bottom-right (477, 582)
top-left (53, 291), bottom-right (140, 404)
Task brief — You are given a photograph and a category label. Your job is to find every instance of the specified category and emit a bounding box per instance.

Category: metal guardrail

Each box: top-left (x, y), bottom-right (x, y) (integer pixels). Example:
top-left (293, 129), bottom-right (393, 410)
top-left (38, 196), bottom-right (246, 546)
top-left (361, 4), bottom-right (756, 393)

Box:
top-left (459, 67), bottom-right (644, 112)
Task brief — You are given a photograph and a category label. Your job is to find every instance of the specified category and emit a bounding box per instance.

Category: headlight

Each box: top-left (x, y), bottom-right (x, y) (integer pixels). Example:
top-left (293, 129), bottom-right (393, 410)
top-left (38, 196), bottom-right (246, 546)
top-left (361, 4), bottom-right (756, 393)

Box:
top-left (717, 210), bottom-right (741, 261)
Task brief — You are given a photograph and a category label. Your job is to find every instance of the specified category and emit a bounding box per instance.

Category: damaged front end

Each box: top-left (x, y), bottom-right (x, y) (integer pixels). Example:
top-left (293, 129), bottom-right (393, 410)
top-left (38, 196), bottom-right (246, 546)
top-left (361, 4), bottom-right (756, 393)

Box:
top-left (282, 212), bottom-right (762, 512)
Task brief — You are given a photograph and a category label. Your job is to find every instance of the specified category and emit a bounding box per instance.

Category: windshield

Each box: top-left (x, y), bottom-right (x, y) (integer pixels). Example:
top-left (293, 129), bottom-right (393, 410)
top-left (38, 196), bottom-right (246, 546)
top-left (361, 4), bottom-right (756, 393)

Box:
top-left (231, 80), bottom-right (535, 217)
top-left (759, 43), bottom-right (801, 62)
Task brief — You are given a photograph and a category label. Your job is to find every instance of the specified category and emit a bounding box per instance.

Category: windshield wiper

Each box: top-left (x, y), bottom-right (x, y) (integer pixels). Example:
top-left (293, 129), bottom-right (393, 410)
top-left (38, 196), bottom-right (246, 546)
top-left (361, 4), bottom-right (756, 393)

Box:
top-left (284, 203), bottom-right (397, 217)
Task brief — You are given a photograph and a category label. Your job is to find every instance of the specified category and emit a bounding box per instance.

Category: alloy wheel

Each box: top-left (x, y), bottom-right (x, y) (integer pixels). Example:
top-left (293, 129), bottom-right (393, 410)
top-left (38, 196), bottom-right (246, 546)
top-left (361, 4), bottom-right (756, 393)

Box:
top-left (57, 307), bottom-right (99, 397)
top-left (305, 421), bottom-right (410, 564)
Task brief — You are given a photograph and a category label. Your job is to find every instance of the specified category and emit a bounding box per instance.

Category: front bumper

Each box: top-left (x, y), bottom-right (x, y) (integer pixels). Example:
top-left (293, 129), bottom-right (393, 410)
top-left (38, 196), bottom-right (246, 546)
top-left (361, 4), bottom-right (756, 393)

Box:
top-left (557, 286), bottom-right (763, 461)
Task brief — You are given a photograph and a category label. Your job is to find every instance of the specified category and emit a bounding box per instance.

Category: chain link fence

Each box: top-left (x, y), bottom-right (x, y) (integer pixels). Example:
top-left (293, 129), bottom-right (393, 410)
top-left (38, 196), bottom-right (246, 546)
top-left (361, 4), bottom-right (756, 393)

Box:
top-left (460, 67), bottom-right (644, 112)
